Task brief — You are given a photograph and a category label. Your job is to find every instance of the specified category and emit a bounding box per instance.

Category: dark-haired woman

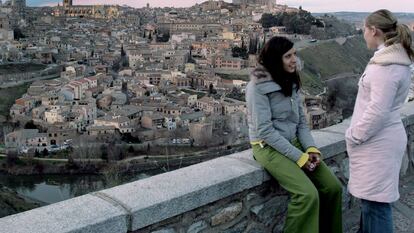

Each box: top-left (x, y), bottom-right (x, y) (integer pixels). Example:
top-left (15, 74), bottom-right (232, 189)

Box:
top-left (346, 9), bottom-right (414, 233)
top-left (246, 36), bottom-right (343, 233)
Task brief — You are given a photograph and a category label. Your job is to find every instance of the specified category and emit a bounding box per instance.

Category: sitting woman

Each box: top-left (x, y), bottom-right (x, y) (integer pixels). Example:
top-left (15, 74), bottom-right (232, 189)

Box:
top-left (246, 36), bottom-right (343, 233)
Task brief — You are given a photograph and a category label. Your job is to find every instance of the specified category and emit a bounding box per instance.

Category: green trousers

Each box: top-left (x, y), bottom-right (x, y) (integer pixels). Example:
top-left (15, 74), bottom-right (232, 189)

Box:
top-left (253, 143), bottom-right (343, 233)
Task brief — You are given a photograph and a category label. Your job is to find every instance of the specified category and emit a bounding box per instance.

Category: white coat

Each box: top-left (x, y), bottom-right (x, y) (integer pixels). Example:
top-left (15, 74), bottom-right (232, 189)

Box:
top-left (346, 43), bottom-right (413, 203)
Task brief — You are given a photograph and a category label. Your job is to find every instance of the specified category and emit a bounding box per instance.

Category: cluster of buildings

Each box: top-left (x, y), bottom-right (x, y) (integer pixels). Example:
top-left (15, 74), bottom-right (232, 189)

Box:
top-left (1, 0), bottom-right (333, 154)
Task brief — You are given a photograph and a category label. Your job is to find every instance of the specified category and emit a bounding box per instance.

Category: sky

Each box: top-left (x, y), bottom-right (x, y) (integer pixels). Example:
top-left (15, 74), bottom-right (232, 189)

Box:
top-left (25, 0), bottom-right (414, 13)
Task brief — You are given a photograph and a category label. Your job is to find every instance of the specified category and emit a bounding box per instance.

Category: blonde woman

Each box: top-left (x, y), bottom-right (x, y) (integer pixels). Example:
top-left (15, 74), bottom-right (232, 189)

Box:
top-left (346, 9), bottom-right (414, 233)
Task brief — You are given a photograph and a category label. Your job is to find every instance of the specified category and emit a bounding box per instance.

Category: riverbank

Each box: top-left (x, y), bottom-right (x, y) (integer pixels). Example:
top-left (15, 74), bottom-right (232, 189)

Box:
top-left (0, 143), bottom-right (249, 218)
top-left (0, 186), bottom-right (40, 218)
top-left (0, 143), bottom-right (250, 176)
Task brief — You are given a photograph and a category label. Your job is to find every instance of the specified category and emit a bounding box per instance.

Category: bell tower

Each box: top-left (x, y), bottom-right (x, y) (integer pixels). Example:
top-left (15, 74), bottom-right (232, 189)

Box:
top-left (63, 0), bottom-right (72, 8)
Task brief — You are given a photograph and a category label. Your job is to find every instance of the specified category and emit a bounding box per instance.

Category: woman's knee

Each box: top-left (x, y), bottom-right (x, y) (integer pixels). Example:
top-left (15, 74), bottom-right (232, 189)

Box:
top-left (327, 179), bottom-right (343, 197)
top-left (299, 187), bottom-right (319, 207)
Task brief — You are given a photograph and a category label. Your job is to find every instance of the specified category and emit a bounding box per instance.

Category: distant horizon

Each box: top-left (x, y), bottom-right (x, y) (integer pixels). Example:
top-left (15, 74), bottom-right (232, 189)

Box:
top-left (24, 1), bottom-right (414, 13)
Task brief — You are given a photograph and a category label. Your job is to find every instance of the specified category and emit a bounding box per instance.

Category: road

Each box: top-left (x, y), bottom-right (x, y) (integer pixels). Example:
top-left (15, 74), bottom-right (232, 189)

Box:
top-left (0, 73), bottom-right (60, 88)
top-left (0, 154), bottom-right (102, 162)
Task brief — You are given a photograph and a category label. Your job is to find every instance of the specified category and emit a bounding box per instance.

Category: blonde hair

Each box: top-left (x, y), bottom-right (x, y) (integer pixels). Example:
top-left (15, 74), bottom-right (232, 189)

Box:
top-left (366, 9), bottom-right (414, 60)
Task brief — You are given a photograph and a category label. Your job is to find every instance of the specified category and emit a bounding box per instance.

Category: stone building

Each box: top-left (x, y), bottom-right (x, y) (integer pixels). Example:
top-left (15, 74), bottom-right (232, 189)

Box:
top-left (0, 13), bottom-right (13, 41)
top-left (11, 0), bottom-right (25, 8)
top-left (189, 122), bottom-right (213, 146)
top-left (233, 0), bottom-right (275, 7)
top-left (303, 96), bottom-right (328, 129)
top-left (54, 0), bottom-right (120, 19)
top-left (5, 129), bottom-right (48, 150)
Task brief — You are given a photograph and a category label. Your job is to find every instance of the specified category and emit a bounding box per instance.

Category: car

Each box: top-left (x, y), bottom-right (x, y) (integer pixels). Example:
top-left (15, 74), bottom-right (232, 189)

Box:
top-left (49, 145), bottom-right (61, 152)
top-left (19, 146), bottom-right (29, 154)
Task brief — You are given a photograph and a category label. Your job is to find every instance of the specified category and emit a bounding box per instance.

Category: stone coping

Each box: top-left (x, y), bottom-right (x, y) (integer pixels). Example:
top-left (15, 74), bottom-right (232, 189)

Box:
top-left (1, 101), bottom-right (413, 233)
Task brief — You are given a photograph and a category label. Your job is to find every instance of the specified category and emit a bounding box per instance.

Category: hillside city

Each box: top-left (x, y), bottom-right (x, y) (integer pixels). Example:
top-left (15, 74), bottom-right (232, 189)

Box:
top-left (0, 0), bottom-right (413, 218)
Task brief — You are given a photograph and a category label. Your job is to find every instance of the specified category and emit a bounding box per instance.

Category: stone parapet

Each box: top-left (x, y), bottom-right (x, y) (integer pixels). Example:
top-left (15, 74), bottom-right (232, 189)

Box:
top-left (1, 101), bottom-right (414, 233)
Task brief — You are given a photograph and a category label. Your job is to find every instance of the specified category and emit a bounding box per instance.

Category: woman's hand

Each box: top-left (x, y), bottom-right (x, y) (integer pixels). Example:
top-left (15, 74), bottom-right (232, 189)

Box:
top-left (303, 153), bottom-right (321, 172)
top-left (303, 161), bottom-right (316, 172)
top-left (309, 153), bottom-right (321, 167)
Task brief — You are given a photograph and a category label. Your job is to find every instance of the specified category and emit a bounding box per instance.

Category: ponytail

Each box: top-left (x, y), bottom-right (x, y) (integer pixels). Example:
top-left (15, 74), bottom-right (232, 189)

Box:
top-left (367, 9), bottom-right (414, 61)
top-left (395, 24), bottom-right (414, 60)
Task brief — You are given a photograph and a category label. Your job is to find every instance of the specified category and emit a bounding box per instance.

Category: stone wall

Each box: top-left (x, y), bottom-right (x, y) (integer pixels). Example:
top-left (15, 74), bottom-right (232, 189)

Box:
top-left (129, 151), bottom-right (353, 233)
top-left (0, 101), bottom-right (413, 233)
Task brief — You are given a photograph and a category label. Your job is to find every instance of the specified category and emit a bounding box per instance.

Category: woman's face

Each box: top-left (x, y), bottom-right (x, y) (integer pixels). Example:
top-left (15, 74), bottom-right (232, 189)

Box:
top-left (363, 24), bottom-right (377, 49)
top-left (363, 21), bottom-right (385, 50)
top-left (282, 48), bottom-right (297, 73)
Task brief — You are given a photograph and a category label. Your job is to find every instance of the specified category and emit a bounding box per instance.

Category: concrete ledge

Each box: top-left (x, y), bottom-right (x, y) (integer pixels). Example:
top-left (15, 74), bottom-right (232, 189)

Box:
top-left (99, 155), bottom-right (265, 231)
top-left (311, 118), bottom-right (350, 159)
top-left (1, 101), bottom-right (413, 232)
top-left (401, 101), bottom-right (414, 126)
top-left (0, 194), bottom-right (128, 233)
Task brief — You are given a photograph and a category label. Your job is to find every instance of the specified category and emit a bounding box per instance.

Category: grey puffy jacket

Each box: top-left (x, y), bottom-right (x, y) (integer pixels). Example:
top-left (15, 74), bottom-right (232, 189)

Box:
top-left (246, 67), bottom-right (316, 162)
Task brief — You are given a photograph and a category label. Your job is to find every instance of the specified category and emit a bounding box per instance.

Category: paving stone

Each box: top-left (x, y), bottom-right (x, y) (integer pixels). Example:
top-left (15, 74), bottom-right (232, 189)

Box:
top-left (393, 210), bottom-right (411, 232)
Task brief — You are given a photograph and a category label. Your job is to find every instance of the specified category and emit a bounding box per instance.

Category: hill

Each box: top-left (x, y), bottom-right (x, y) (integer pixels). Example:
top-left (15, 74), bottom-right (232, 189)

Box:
top-left (313, 12), bottom-right (414, 28)
top-left (298, 35), bottom-right (372, 95)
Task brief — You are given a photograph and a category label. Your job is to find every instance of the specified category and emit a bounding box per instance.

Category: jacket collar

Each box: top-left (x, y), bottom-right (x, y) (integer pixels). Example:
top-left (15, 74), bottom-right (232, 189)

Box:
top-left (250, 65), bottom-right (273, 83)
top-left (369, 43), bottom-right (412, 66)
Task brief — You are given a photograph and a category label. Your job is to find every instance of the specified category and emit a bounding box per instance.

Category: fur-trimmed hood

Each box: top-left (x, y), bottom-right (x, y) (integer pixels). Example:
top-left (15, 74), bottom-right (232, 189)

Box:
top-left (369, 43), bottom-right (413, 66)
top-left (250, 65), bottom-right (273, 83)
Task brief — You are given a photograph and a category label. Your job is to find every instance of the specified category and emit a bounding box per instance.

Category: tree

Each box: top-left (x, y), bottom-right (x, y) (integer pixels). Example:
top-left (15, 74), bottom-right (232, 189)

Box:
top-left (227, 87), bottom-right (245, 101)
top-left (6, 151), bottom-right (18, 166)
top-left (24, 120), bottom-right (37, 129)
top-left (121, 44), bottom-right (126, 57)
top-left (248, 36), bottom-right (258, 54)
top-left (100, 144), bottom-right (108, 162)
top-left (42, 148), bottom-right (49, 157)
top-left (128, 145), bottom-right (135, 153)
top-left (208, 83), bottom-right (216, 95)
top-left (13, 28), bottom-right (26, 40)
top-left (107, 142), bottom-right (120, 161)
top-left (156, 32), bottom-right (170, 42)
top-left (259, 11), bottom-right (316, 34)
top-left (232, 46), bottom-right (248, 59)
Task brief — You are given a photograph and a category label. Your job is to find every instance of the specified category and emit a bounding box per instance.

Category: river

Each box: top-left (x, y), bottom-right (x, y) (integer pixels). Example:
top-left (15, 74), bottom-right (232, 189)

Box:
top-left (0, 170), bottom-right (163, 205)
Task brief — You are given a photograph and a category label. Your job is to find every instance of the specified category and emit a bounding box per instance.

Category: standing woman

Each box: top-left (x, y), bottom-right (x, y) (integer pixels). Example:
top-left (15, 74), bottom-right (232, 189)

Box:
top-left (246, 36), bottom-right (343, 233)
top-left (346, 9), bottom-right (414, 233)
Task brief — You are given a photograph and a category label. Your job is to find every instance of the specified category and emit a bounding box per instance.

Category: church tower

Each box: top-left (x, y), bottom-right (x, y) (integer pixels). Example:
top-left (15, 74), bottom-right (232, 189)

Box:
top-left (63, 0), bottom-right (72, 8)
top-left (11, 0), bottom-right (26, 8)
